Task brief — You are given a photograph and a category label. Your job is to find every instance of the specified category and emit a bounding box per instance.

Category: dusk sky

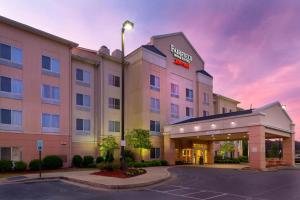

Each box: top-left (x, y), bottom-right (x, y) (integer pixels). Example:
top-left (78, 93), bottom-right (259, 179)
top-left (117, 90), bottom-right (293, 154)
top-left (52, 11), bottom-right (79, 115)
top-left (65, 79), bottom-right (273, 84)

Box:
top-left (1, 0), bottom-right (299, 140)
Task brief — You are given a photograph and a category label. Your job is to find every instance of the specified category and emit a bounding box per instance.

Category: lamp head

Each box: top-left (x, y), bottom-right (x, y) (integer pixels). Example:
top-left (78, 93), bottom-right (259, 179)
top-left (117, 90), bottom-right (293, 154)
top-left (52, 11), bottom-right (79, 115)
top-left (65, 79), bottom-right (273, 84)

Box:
top-left (123, 20), bottom-right (134, 31)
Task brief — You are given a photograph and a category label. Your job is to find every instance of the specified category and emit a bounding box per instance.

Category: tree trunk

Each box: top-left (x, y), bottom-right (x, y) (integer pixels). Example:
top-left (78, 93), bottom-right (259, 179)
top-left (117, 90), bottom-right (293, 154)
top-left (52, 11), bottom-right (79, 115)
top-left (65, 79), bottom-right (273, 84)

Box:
top-left (140, 148), bottom-right (142, 161)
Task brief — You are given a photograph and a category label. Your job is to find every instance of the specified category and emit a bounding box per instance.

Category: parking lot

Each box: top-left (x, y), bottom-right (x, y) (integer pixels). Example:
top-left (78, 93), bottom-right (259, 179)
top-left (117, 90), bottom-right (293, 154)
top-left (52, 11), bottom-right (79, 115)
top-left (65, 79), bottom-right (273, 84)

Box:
top-left (1, 166), bottom-right (300, 200)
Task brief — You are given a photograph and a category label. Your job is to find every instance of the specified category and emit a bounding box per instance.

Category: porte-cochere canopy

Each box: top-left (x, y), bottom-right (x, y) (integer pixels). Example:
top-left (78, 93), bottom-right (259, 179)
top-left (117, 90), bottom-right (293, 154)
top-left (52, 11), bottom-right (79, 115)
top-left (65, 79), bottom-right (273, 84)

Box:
top-left (163, 102), bottom-right (295, 170)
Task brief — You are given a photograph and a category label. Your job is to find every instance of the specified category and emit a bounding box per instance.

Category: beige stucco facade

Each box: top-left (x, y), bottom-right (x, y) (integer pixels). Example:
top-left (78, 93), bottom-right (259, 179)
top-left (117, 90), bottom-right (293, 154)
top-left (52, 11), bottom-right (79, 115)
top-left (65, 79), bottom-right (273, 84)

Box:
top-left (0, 16), bottom-right (296, 170)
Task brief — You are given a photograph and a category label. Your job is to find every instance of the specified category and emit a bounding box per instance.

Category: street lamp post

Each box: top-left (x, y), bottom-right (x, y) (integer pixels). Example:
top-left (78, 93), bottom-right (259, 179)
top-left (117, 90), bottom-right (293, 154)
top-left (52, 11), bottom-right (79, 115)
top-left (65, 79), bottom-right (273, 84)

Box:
top-left (121, 20), bottom-right (134, 170)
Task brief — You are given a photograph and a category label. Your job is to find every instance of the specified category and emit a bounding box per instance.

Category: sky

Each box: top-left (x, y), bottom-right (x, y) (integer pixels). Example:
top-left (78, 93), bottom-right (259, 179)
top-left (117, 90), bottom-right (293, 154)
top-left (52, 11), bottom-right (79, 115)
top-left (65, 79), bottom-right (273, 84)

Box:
top-left (1, 0), bottom-right (299, 140)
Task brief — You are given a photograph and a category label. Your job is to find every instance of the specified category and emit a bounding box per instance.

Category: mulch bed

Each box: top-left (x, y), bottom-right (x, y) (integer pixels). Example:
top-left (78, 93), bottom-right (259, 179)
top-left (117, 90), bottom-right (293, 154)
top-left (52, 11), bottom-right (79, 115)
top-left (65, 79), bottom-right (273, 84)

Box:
top-left (91, 170), bottom-right (129, 178)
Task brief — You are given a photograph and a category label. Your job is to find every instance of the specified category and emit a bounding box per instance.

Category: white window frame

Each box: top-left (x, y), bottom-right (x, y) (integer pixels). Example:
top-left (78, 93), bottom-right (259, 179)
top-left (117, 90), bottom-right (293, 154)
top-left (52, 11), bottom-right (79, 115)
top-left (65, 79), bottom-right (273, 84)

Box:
top-left (150, 120), bottom-right (160, 133)
top-left (203, 92), bottom-right (209, 105)
top-left (41, 55), bottom-right (60, 75)
top-left (0, 43), bottom-right (23, 66)
top-left (150, 148), bottom-right (160, 159)
top-left (41, 113), bottom-right (60, 133)
top-left (41, 84), bottom-right (60, 104)
top-left (171, 103), bottom-right (179, 118)
top-left (76, 118), bottom-right (91, 135)
top-left (76, 68), bottom-right (91, 86)
top-left (186, 88), bottom-right (193, 102)
top-left (108, 97), bottom-right (120, 109)
top-left (186, 107), bottom-right (193, 117)
top-left (0, 109), bottom-right (22, 131)
top-left (108, 74), bottom-right (120, 87)
top-left (150, 97), bottom-right (160, 113)
top-left (0, 76), bottom-right (23, 99)
top-left (171, 83), bottom-right (179, 98)
top-left (108, 120), bottom-right (120, 132)
top-left (150, 74), bottom-right (160, 91)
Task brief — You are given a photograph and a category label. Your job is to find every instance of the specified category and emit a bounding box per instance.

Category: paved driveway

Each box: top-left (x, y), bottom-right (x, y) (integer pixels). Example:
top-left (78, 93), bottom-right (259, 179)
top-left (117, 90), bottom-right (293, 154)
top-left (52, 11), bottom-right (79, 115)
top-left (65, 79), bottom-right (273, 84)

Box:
top-left (1, 166), bottom-right (300, 200)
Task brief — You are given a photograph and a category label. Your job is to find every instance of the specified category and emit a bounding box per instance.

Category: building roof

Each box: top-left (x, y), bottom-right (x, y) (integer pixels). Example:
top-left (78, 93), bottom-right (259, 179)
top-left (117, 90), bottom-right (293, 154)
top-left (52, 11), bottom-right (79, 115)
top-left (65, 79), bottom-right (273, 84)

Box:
top-left (151, 32), bottom-right (205, 65)
top-left (142, 45), bottom-right (166, 57)
top-left (0, 15), bottom-right (78, 47)
top-left (197, 69), bottom-right (213, 78)
top-left (174, 109), bottom-right (253, 125)
top-left (213, 93), bottom-right (240, 104)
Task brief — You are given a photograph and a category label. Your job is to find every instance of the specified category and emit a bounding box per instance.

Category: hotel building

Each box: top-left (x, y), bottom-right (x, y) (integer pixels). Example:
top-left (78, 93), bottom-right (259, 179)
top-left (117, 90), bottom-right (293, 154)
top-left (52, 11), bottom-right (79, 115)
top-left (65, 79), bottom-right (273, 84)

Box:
top-left (0, 16), bottom-right (295, 170)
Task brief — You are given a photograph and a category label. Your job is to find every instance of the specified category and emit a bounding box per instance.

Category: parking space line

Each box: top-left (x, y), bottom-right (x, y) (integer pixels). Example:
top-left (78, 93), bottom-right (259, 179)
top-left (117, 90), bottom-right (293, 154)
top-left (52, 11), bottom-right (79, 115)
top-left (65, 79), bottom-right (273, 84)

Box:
top-left (200, 193), bottom-right (227, 200)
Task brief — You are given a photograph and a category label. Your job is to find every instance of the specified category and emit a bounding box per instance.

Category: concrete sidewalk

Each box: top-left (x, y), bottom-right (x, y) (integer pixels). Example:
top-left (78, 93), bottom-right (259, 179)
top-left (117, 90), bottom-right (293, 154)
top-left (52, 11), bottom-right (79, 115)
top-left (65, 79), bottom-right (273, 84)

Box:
top-left (0, 167), bottom-right (171, 189)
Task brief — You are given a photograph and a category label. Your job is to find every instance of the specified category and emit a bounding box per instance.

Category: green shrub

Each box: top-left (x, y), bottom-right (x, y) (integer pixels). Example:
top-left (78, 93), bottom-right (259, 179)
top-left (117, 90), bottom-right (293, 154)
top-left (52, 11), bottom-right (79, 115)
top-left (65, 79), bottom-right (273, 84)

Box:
top-left (43, 155), bottom-right (63, 169)
top-left (160, 160), bottom-right (168, 166)
top-left (104, 151), bottom-right (114, 163)
top-left (175, 160), bottom-right (184, 165)
top-left (14, 161), bottom-right (27, 171)
top-left (0, 160), bottom-right (13, 172)
top-left (124, 149), bottom-right (135, 162)
top-left (72, 155), bottom-right (83, 167)
top-left (125, 168), bottom-right (146, 177)
top-left (87, 163), bottom-right (96, 168)
top-left (29, 159), bottom-right (43, 171)
top-left (96, 156), bottom-right (104, 164)
top-left (83, 156), bottom-right (94, 167)
top-left (238, 156), bottom-right (249, 163)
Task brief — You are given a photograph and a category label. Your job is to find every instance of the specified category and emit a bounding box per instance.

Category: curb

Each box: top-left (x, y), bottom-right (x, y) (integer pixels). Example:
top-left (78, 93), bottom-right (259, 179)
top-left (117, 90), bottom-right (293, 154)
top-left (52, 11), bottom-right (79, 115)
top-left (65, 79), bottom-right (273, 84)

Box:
top-left (11, 168), bottom-right (171, 190)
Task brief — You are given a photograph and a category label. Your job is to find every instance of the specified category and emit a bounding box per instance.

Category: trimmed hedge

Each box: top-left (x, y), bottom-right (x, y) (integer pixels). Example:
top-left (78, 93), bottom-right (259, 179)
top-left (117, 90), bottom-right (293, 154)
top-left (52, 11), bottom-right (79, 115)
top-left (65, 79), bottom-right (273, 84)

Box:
top-left (96, 156), bottom-right (104, 164)
top-left (214, 157), bottom-right (240, 164)
top-left (72, 155), bottom-right (83, 167)
top-left (43, 155), bottom-right (63, 169)
top-left (125, 168), bottom-right (146, 177)
top-left (0, 160), bottom-right (13, 172)
top-left (127, 160), bottom-right (168, 168)
top-left (14, 161), bottom-right (27, 171)
top-left (83, 156), bottom-right (94, 167)
top-left (29, 159), bottom-right (43, 171)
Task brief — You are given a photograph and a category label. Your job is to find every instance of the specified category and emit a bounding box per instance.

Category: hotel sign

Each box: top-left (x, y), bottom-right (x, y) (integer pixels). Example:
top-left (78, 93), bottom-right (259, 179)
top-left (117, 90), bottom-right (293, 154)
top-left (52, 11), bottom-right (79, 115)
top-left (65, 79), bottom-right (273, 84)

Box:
top-left (170, 44), bottom-right (192, 69)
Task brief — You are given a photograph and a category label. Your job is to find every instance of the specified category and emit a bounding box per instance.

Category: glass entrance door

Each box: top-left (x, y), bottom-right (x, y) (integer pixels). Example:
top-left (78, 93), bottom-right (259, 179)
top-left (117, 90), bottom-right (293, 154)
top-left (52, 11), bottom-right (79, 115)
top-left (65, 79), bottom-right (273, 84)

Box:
top-left (193, 144), bottom-right (208, 164)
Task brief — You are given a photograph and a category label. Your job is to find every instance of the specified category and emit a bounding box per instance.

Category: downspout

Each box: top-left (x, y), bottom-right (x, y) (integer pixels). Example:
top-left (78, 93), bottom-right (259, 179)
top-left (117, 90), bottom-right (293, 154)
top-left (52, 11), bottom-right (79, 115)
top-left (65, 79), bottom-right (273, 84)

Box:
top-left (69, 50), bottom-right (72, 167)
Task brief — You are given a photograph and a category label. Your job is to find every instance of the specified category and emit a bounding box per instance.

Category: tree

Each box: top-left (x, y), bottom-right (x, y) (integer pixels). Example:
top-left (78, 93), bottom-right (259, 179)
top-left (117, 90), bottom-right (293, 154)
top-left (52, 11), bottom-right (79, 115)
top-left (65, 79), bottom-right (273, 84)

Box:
top-left (98, 136), bottom-right (118, 161)
top-left (220, 141), bottom-right (235, 158)
top-left (126, 129), bottom-right (152, 161)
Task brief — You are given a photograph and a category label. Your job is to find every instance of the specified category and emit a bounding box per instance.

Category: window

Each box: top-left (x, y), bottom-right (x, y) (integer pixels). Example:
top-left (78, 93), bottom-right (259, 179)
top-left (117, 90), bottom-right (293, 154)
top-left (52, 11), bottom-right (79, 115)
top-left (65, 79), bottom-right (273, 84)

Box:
top-left (42, 113), bottom-right (60, 132)
top-left (171, 83), bottom-right (179, 98)
top-left (108, 97), bottom-right (120, 109)
top-left (203, 110), bottom-right (209, 117)
top-left (150, 74), bottom-right (160, 91)
top-left (42, 55), bottom-right (60, 74)
top-left (186, 107), bottom-right (193, 117)
top-left (108, 74), bottom-right (120, 87)
top-left (150, 98), bottom-right (160, 113)
top-left (0, 147), bottom-right (21, 161)
top-left (0, 109), bottom-right (22, 127)
top-left (222, 107), bottom-right (227, 114)
top-left (0, 76), bottom-right (23, 98)
top-left (186, 88), bottom-right (193, 101)
top-left (76, 118), bottom-right (90, 133)
top-left (171, 103), bottom-right (179, 118)
top-left (76, 68), bottom-right (91, 85)
top-left (41, 84), bottom-right (60, 104)
top-left (150, 148), bottom-right (160, 159)
top-left (0, 43), bottom-right (23, 65)
top-left (150, 120), bottom-right (160, 133)
top-left (76, 93), bottom-right (90, 107)
top-left (229, 109), bottom-right (232, 113)
top-left (108, 121), bottom-right (120, 132)
top-left (203, 92), bottom-right (209, 105)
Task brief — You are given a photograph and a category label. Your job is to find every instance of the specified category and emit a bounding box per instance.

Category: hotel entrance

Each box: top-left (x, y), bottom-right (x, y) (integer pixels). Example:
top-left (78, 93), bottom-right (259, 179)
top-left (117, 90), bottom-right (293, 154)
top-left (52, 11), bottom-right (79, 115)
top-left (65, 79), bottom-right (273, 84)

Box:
top-left (176, 143), bottom-right (208, 165)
